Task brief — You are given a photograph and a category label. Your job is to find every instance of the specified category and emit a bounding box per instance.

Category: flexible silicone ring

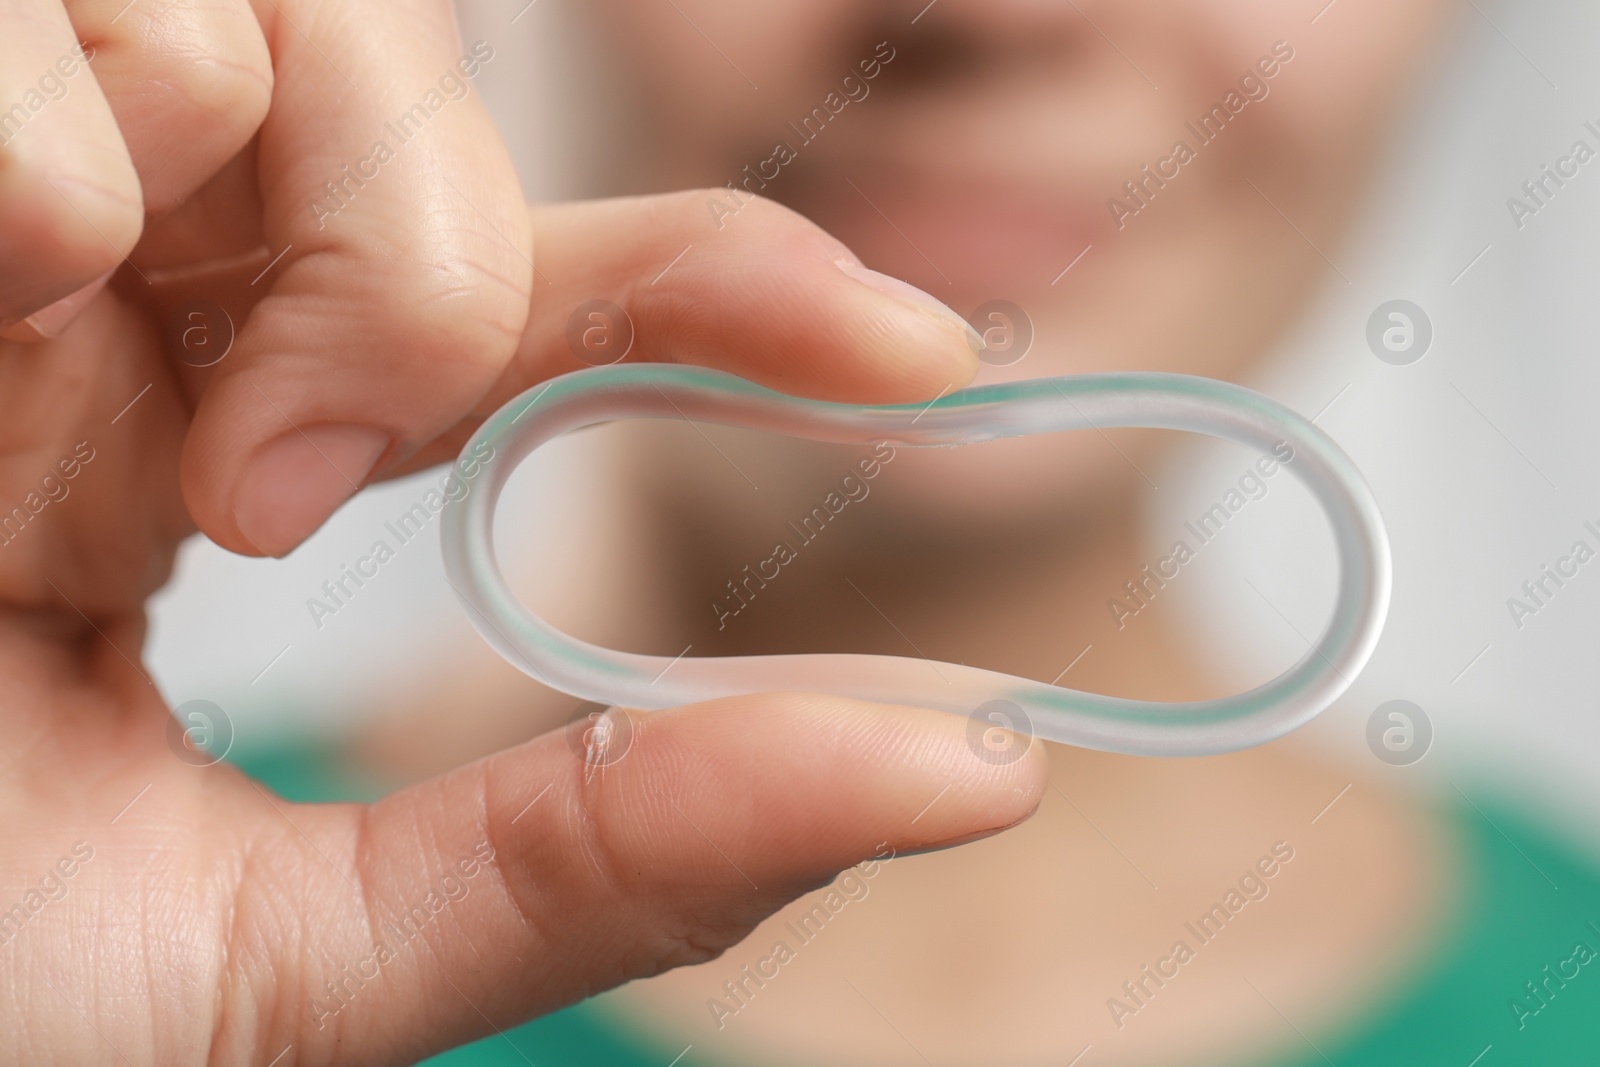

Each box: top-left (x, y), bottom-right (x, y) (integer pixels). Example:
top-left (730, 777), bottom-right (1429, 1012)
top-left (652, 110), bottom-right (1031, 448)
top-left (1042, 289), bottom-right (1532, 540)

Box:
top-left (442, 365), bottom-right (1390, 756)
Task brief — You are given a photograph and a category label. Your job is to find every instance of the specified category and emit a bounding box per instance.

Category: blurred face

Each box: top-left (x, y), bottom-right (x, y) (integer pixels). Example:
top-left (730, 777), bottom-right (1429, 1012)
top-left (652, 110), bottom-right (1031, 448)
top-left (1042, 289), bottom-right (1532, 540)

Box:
top-left (589, 0), bottom-right (1452, 521)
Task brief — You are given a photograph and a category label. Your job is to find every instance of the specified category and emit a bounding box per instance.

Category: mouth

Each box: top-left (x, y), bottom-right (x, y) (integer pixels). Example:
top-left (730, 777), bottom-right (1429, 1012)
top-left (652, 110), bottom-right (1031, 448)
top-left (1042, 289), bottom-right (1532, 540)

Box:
top-left (775, 82), bottom-right (1161, 297)
top-left (797, 166), bottom-right (1100, 298)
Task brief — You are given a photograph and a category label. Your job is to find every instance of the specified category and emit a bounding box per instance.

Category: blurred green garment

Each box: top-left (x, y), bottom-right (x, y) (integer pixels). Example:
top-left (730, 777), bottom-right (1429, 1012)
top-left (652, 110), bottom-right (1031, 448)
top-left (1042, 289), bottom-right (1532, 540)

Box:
top-left (234, 744), bottom-right (1600, 1066)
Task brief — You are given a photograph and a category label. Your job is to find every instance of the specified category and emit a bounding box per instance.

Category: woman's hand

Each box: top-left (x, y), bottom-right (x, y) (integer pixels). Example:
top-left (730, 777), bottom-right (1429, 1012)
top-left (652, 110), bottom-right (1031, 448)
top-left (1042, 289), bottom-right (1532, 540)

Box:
top-left (0, 4), bottom-right (1038, 1063)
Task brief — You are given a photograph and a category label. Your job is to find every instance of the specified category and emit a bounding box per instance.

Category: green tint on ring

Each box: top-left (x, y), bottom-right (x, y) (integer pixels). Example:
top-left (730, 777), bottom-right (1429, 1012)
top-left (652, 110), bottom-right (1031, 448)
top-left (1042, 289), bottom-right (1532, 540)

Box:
top-left (442, 365), bottom-right (1391, 757)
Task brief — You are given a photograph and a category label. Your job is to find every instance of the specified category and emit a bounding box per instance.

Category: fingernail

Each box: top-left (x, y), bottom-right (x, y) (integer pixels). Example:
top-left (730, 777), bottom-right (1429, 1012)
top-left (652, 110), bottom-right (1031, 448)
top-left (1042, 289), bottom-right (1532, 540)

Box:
top-left (234, 425), bottom-right (390, 556)
top-left (0, 270), bottom-right (115, 342)
top-left (900, 810), bottom-right (1041, 859)
top-left (835, 257), bottom-right (985, 358)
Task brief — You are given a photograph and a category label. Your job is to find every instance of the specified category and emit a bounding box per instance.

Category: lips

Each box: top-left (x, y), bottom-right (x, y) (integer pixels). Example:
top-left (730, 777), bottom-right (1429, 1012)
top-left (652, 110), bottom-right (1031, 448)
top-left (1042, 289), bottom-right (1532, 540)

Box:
top-left (797, 168), bottom-right (1101, 296)
top-left (776, 86), bottom-right (1159, 296)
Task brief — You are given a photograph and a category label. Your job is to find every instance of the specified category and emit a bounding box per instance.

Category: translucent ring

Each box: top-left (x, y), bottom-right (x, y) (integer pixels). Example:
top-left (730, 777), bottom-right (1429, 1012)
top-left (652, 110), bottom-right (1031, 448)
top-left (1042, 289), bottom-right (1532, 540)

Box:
top-left (442, 365), bottom-right (1390, 757)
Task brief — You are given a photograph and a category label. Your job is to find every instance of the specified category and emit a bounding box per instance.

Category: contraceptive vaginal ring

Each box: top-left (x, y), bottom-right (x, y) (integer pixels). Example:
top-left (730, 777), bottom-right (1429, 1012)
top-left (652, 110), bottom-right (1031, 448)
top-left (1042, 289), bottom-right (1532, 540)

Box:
top-left (442, 365), bottom-right (1391, 757)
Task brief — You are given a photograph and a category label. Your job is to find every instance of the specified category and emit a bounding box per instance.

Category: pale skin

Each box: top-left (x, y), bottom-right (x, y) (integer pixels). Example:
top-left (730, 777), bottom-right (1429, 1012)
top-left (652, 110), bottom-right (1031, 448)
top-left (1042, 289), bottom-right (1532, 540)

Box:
top-left (0, 3), bottom-right (1051, 1066)
top-left (360, 0), bottom-right (1466, 1063)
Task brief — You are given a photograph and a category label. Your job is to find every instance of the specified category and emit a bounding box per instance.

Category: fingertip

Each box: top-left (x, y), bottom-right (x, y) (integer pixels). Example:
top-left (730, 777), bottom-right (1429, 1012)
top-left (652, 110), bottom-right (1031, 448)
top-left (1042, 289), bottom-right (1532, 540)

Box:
top-left (732, 195), bottom-right (985, 400)
top-left (0, 12), bottom-right (143, 329)
top-left (230, 424), bottom-right (391, 557)
top-left (0, 142), bottom-right (143, 329)
top-left (834, 256), bottom-right (987, 367)
top-left (76, 0), bottom-right (274, 216)
top-left (640, 692), bottom-right (1049, 859)
top-left (826, 268), bottom-right (984, 402)
top-left (842, 697), bottom-right (1051, 854)
top-left (603, 193), bottom-right (985, 404)
top-left (0, 269), bottom-right (114, 342)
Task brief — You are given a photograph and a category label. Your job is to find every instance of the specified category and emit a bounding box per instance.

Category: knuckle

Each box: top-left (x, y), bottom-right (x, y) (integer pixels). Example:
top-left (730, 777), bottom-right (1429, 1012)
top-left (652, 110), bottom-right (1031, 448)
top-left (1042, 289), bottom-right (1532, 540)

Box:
top-left (118, 4), bottom-right (275, 137)
top-left (565, 813), bottom-right (761, 984)
top-left (483, 755), bottom-right (635, 960)
top-left (565, 768), bottom-right (637, 910)
top-left (171, 48), bottom-right (273, 134)
top-left (372, 209), bottom-right (533, 371)
top-left (396, 268), bottom-right (528, 375)
top-left (128, 54), bottom-right (273, 213)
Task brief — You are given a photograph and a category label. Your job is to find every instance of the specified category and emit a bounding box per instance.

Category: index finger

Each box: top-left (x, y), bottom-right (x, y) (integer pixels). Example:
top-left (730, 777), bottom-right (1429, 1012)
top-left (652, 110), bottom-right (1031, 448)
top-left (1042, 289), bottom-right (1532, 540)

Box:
top-left (0, 0), bottom-right (141, 337)
top-left (182, 189), bottom-right (987, 556)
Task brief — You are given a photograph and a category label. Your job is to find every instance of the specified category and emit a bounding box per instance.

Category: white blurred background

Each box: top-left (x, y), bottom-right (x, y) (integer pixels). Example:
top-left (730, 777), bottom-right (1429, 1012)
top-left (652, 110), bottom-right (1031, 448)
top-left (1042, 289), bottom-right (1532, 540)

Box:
top-left (1153, 0), bottom-right (1600, 840)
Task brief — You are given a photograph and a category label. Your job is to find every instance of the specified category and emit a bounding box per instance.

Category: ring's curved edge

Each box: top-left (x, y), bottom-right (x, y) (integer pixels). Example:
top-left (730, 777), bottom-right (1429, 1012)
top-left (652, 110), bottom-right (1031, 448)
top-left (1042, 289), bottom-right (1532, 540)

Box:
top-left (441, 365), bottom-right (1391, 758)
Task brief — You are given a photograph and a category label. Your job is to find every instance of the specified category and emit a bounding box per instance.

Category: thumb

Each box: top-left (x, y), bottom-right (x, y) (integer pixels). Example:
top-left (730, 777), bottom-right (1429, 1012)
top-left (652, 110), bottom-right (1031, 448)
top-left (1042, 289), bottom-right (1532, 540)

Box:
top-left (253, 694), bottom-right (1046, 1065)
top-left (178, 3), bottom-right (532, 558)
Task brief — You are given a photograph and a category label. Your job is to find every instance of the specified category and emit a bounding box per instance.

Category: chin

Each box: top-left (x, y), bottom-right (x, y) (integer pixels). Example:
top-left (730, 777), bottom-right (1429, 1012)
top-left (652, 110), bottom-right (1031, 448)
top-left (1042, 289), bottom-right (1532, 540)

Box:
top-left (863, 431), bottom-right (1151, 537)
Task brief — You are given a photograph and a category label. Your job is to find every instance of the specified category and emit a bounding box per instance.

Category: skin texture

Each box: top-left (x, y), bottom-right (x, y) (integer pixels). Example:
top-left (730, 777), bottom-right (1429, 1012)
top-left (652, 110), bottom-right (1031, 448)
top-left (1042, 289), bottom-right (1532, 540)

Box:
top-left (352, 1), bottom-right (1464, 1063)
top-left (0, 2), bottom-right (1050, 1064)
